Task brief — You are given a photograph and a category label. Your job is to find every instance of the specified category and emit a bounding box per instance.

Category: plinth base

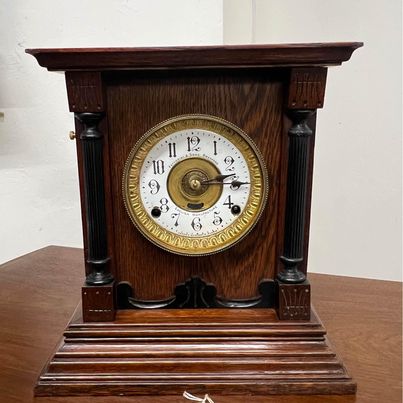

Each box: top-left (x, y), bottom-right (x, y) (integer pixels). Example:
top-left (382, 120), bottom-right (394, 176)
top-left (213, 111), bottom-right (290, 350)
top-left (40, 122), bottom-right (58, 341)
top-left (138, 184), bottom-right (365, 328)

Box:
top-left (35, 307), bottom-right (355, 397)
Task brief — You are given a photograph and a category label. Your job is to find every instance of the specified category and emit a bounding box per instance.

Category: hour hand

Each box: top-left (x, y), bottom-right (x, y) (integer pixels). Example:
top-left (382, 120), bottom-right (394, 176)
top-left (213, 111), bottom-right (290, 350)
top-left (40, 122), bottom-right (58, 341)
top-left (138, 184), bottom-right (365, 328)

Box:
top-left (201, 174), bottom-right (235, 184)
top-left (230, 180), bottom-right (250, 189)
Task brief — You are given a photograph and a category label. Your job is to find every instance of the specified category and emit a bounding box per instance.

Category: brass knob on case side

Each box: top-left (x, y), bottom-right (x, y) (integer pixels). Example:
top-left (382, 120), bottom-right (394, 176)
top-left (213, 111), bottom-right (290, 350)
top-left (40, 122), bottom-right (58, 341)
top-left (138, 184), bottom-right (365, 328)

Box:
top-left (69, 131), bottom-right (76, 140)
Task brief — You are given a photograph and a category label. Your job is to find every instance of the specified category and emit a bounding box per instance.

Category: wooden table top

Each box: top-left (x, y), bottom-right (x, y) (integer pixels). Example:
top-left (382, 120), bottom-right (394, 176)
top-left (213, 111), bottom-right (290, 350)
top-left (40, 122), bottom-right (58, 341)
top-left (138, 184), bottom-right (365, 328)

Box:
top-left (0, 246), bottom-right (401, 403)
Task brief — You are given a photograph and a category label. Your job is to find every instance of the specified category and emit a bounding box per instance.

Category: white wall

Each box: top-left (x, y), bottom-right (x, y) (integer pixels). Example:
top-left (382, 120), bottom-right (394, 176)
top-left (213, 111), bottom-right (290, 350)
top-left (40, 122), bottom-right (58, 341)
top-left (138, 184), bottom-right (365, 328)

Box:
top-left (1, 1), bottom-right (401, 282)
top-left (224, 0), bottom-right (402, 281)
top-left (0, 0), bottom-right (223, 263)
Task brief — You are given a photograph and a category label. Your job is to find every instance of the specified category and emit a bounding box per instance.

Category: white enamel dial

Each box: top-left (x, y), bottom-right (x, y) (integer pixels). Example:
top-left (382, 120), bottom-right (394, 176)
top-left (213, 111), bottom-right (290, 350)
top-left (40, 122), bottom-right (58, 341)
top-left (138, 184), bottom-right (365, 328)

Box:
top-left (123, 115), bottom-right (268, 256)
top-left (140, 129), bottom-right (250, 237)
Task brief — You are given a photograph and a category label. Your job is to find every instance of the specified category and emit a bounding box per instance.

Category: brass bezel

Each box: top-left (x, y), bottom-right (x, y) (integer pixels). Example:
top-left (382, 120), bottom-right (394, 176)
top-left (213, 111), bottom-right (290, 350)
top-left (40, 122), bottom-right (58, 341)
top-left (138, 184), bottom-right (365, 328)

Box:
top-left (122, 114), bottom-right (269, 256)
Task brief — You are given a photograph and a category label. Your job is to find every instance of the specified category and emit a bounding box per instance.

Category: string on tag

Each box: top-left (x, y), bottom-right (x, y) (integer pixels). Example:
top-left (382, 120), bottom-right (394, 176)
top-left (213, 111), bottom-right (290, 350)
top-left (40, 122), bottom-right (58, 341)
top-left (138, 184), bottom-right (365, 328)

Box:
top-left (183, 391), bottom-right (215, 403)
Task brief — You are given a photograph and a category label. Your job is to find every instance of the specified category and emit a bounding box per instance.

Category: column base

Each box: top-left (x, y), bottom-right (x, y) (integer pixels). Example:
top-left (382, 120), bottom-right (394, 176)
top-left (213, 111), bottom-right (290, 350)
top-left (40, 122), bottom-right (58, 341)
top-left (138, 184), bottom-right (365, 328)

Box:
top-left (82, 281), bottom-right (115, 322)
top-left (276, 279), bottom-right (311, 320)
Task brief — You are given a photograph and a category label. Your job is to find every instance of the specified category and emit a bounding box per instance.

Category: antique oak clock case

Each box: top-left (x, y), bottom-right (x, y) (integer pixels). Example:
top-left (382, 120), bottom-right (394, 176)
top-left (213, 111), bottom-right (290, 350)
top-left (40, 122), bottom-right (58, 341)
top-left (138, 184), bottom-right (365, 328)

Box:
top-left (27, 43), bottom-right (362, 397)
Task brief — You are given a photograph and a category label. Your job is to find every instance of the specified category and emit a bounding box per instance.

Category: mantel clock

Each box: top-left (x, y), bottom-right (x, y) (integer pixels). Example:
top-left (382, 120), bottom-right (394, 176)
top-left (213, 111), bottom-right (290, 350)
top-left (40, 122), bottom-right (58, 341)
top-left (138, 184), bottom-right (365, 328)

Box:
top-left (27, 42), bottom-right (362, 397)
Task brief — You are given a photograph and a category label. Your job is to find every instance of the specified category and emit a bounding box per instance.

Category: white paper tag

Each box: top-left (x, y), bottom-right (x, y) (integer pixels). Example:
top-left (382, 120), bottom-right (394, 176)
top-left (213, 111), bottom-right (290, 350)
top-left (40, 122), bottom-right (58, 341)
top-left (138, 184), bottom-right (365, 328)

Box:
top-left (183, 391), bottom-right (215, 403)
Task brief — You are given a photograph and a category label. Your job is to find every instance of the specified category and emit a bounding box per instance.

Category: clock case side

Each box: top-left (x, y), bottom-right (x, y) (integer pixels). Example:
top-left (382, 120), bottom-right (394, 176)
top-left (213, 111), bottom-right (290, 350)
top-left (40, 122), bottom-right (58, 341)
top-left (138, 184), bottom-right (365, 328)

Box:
top-left (66, 71), bottom-right (117, 322)
top-left (275, 67), bottom-right (327, 320)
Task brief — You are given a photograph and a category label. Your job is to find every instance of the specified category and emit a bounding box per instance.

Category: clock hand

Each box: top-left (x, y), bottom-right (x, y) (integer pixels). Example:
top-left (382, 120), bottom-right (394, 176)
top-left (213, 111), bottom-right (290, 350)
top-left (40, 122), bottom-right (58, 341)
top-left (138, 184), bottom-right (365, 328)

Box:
top-left (201, 173), bottom-right (236, 184)
top-left (201, 179), bottom-right (250, 187)
top-left (230, 180), bottom-right (250, 189)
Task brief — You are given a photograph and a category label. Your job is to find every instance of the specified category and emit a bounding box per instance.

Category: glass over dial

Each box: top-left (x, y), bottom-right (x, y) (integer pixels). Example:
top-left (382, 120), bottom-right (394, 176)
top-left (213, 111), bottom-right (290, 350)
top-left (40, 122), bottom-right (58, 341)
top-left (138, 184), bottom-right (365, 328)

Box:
top-left (122, 115), bottom-right (268, 256)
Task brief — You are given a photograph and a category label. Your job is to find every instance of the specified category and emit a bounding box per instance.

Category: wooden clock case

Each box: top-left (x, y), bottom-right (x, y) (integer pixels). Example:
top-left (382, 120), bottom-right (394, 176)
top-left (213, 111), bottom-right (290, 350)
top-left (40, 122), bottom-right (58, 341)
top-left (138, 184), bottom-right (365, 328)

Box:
top-left (27, 43), bottom-right (362, 397)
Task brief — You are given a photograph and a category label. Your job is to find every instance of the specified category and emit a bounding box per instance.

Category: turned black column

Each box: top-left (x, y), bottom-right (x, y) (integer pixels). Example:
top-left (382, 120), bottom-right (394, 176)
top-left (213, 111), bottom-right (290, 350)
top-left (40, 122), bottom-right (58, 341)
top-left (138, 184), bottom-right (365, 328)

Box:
top-left (76, 112), bottom-right (113, 285)
top-left (278, 110), bottom-right (313, 283)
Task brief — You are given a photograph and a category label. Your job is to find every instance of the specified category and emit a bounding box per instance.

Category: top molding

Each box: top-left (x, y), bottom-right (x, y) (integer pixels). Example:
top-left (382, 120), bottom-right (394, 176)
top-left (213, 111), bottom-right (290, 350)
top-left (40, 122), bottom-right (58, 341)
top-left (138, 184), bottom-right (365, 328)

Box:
top-left (26, 42), bottom-right (363, 71)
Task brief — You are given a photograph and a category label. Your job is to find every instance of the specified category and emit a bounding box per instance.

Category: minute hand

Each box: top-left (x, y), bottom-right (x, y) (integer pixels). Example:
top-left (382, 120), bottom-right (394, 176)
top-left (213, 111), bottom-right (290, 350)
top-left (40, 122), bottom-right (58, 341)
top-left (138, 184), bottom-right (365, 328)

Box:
top-left (202, 174), bottom-right (235, 184)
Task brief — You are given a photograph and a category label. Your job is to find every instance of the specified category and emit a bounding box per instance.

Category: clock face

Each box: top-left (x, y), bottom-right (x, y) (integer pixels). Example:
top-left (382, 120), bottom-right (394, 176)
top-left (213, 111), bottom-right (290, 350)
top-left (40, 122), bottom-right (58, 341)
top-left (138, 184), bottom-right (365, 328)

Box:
top-left (123, 115), bottom-right (268, 256)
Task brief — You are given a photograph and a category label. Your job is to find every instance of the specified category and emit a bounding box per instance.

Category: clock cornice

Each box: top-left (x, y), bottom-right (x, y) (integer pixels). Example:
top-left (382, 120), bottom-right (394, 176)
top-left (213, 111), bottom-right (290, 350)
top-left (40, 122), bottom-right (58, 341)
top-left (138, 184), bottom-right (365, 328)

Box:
top-left (26, 42), bottom-right (362, 71)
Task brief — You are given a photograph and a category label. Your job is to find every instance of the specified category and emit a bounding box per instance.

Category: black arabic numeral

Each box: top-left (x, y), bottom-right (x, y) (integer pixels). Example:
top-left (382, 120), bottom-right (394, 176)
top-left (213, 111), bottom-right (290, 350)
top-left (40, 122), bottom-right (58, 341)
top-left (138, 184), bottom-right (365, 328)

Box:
top-left (152, 160), bottom-right (165, 175)
top-left (213, 211), bottom-right (223, 226)
top-left (224, 156), bottom-right (235, 171)
top-left (187, 135), bottom-right (200, 151)
top-left (148, 179), bottom-right (160, 195)
top-left (223, 195), bottom-right (234, 209)
top-left (191, 217), bottom-right (202, 231)
top-left (160, 198), bottom-right (169, 212)
top-left (171, 212), bottom-right (180, 226)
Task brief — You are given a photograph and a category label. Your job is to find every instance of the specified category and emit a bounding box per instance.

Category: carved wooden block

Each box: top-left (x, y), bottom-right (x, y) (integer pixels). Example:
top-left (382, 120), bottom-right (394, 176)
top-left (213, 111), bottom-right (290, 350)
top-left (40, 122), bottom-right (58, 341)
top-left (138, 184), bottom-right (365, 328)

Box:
top-left (277, 280), bottom-right (310, 320)
top-left (82, 282), bottom-right (115, 322)
top-left (288, 67), bottom-right (327, 109)
top-left (65, 71), bottom-right (104, 112)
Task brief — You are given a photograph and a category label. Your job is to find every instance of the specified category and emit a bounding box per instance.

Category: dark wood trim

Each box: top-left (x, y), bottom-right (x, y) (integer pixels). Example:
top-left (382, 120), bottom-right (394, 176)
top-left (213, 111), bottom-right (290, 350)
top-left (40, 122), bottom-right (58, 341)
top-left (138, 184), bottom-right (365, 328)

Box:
top-left (116, 277), bottom-right (276, 309)
top-left (76, 112), bottom-right (113, 286)
top-left (99, 115), bottom-right (117, 280)
top-left (67, 71), bottom-right (117, 281)
top-left (302, 113), bottom-right (317, 276)
top-left (26, 43), bottom-right (363, 71)
top-left (278, 110), bottom-right (313, 284)
top-left (275, 114), bottom-right (291, 277)
top-left (72, 105), bottom-right (116, 281)
top-left (278, 113), bottom-right (317, 278)
top-left (73, 119), bottom-right (90, 275)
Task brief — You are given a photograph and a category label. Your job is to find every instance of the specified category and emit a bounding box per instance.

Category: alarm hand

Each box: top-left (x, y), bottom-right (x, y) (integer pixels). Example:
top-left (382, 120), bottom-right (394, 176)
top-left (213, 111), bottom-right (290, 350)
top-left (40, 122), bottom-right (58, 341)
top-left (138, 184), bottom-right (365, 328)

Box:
top-left (201, 173), bottom-right (236, 184)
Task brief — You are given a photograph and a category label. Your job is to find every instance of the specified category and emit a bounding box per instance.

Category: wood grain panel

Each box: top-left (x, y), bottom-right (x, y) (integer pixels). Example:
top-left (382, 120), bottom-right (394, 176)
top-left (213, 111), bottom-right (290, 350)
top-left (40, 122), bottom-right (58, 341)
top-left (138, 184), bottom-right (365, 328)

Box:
top-left (105, 70), bottom-right (284, 300)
